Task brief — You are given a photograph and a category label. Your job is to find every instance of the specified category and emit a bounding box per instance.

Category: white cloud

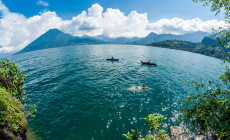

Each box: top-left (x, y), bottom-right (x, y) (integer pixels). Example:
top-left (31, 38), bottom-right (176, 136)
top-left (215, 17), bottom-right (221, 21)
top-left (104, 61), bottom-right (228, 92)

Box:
top-left (0, 0), bottom-right (9, 15)
top-left (0, 2), bottom-right (227, 53)
top-left (147, 18), bottom-right (226, 35)
top-left (37, 0), bottom-right (49, 7)
top-left (0, 9), bottom-right (65, 53)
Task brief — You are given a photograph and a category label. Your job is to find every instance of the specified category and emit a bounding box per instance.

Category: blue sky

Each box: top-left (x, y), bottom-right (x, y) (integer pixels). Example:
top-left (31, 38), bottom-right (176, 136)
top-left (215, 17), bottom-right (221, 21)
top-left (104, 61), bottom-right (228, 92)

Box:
top-left (2, 0), bottom-right (223, 21)
top-left (0, 0), bottom-right (226, 54)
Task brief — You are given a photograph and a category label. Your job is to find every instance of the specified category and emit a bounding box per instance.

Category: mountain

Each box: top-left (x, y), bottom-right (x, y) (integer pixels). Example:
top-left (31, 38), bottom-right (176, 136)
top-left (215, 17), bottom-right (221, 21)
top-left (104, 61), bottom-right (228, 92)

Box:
top-left (129, 31), bottom-right (210, 45)
top-left (129, 32), bottom-right (159, 45)
top-left (16, 29), bottom-right (105, 54)
top-left (201, 31), bottom-right (227, 47)
top-left (111, 37), bottom-right (141, 44)
top-left (147, 31), bottom-right (230, 59)
top-left (93, 35), bottom-right (141, 44)
top-left (16, 29), bottom-right (211, 54)
top-left (92, 31), bottom-right (208, 45)
top-left (148, 40), bottom-right (228, 59)
top-left (93, 35), bottom-right (115, 42)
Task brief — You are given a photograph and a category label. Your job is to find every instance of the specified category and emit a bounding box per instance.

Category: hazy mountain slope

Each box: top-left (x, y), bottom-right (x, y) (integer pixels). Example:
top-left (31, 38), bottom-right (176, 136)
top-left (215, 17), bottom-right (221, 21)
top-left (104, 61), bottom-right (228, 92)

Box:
top-left (16, 29), bottom-right (105, 54)
top-left (201, 31), bottom-right (228, 47)
top-left (148, 36), bottom-right (229, 59)
top-left (15, 29), bottom-right (211, 54)
top-left (130, 31), bottom-right (210, 45)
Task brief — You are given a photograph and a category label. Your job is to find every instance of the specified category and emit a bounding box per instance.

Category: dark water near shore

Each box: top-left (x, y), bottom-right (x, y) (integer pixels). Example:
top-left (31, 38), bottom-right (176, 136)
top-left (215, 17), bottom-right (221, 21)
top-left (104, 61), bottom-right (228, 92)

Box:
top-left (9, 44), bottom-right (225, 140)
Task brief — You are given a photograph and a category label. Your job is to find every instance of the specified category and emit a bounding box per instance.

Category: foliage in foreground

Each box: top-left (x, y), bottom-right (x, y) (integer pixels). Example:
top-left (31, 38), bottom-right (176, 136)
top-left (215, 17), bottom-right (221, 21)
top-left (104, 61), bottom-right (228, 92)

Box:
top-left (0, 58), bottom-right (26, 99)
top-left (0, 58), bottom-right (36, 135)
top-left (192, 0), bottom-right (230, 20)
top-left (177, 0), bottom-right (230, 139)
top-left (0, 87), bottom-right (27, 133)
top-left (179, 80), bottom-right (230, 139)
top-left (123, 114), bottom-right (168, 140)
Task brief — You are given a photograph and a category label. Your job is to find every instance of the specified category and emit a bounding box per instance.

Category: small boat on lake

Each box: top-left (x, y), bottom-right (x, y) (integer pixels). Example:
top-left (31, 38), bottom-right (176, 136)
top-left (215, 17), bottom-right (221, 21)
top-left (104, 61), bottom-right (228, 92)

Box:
top-left (107, 56), bottom-right (119, 61)
top-left (107, 58), bottom-right (119, 61)
top-left (141, 61), bottom-right (157, 66)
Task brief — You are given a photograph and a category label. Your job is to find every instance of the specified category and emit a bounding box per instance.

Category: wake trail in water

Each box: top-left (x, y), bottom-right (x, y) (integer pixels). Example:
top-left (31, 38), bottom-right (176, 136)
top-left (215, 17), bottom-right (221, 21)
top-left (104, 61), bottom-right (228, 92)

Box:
top-left (127, 86), bottom-right (141, 91)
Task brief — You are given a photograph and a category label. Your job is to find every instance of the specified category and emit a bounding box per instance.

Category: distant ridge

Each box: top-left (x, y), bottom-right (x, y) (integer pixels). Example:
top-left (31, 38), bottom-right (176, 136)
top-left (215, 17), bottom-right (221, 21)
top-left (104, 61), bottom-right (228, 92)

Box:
top-left (16, 29), bottom-right (105, 54)
top-left (93, 31), bottom-right (209, 45)
top-left (16, 29), bottom-right (210, 54)
top-left (129, 31), bottom-right (210, 45)
top-left (201, 31), bottom-right (228, 47)
top-left (92, 35), bottom-right (141, 44)
top-left (147, 31), bottom-right (229, 59)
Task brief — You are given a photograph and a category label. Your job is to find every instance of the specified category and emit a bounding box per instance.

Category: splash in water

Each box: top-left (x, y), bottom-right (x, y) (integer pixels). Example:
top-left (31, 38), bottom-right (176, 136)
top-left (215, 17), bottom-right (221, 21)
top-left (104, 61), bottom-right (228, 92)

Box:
top-left (127, 86), bottom-right (151, 91)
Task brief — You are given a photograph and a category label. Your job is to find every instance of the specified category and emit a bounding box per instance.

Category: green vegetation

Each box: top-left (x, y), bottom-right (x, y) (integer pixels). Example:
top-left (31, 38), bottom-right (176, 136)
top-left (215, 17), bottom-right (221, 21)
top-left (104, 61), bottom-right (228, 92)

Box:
top-left (178, 0), bottom-right (230, 139)
top-left (123, 129), bottom-right (140, 140)
top-left (148, 39), bottom-right (229, 59)
top-left (0, 58), bottom-right (26, 98)
top-left (0, 87), bottom-right (27, 133)
top-left (0, 58), bottom-right (36, 138)
top-left (179, 80), bottom-right (230, 139)
top-left (123, 114), bottom-right (168, 140)
top-left (193, 0), bottom-right (230, 20)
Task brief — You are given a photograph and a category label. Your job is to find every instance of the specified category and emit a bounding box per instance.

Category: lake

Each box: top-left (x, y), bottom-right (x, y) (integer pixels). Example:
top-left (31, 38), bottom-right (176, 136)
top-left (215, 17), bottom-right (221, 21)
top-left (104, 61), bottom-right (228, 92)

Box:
top-left (9, 44), bottom-right (225, 140)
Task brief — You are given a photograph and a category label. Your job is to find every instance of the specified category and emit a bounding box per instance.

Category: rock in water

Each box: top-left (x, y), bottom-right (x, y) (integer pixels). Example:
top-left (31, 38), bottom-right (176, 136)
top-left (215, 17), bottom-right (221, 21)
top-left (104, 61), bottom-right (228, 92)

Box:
top-left (170, 126), bottom-right (184, 140)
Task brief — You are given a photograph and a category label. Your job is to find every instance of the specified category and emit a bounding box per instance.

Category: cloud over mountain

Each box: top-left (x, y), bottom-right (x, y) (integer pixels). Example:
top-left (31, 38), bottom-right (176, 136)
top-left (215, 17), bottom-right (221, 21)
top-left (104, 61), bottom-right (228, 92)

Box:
top-left (0, 1), bottom-right (227, 53)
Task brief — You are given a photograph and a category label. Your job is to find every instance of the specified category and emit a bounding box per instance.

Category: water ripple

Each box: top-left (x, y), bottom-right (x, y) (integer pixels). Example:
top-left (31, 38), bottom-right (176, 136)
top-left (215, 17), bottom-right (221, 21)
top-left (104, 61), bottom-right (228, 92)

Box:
top-left (9, 44), bottom-right (226, 140)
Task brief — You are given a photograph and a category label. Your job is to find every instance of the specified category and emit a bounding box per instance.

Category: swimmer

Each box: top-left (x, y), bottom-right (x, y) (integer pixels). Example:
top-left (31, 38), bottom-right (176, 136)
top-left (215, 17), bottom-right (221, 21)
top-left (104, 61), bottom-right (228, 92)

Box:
top-left (141, 85), bottom-right (149, 89)
top-left (128, 85), bottom-right (150, 91)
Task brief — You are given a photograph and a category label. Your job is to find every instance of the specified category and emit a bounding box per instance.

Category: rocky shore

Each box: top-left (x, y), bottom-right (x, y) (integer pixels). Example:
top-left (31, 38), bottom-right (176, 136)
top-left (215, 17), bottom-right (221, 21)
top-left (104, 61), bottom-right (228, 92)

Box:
top-left (170, 126), bottom-right (219, 140)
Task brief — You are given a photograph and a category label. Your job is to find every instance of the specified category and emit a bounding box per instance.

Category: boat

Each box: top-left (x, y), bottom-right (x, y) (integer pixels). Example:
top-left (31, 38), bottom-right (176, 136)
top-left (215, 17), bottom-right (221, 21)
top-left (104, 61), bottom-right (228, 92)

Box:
top-left (107, 58), bottom-right (119, 61)
top-left (141, 61), bottom-right (157, 66)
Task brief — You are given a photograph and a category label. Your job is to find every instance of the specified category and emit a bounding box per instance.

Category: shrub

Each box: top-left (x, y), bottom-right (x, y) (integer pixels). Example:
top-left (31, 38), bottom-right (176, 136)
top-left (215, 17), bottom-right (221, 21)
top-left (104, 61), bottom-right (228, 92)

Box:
top-left (180, 80), bottom-right (230, 139)
top-left (123, 114), bottom-right (168, 140)
top-left (0, 58), bottom-right (26, 99)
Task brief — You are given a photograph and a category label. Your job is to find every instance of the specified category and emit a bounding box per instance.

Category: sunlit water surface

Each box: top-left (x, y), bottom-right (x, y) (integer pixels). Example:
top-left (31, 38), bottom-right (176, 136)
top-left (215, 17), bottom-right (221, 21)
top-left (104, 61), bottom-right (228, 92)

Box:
top-left (9, 44), bottom-right (225, 140)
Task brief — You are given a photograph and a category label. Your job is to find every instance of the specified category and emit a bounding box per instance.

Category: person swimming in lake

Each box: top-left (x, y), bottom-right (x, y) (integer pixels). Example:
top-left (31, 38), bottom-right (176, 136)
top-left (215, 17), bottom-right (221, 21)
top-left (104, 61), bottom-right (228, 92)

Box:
top-left (141, 85), bottom-right (149, 89)
top-left (128, 85), bottom-right (150, 91)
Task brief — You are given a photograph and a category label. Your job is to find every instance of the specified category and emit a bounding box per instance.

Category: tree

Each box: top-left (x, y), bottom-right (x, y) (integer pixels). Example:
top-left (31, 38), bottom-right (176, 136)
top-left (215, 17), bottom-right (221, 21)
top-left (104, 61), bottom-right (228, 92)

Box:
top-left (123, 114), bottom-right (168, 140)
top-left (179, 80), bottom-right (230, 139)
top-left (192, 0), bottom-right (230, 20)
top-left (179, 1), bottom-right (230, 139)
top-left (0, 58), bottom-right (26, 99)
top-left (0, 58), bottom-right (36, 136)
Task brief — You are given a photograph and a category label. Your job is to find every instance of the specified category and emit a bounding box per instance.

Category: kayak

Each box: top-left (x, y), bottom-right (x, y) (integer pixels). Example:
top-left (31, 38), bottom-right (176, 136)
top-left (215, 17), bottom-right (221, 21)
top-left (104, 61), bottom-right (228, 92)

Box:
top-left (141, 61), bottom-right (157, 66)
top-left (107, 58), bottom-right (119, 61)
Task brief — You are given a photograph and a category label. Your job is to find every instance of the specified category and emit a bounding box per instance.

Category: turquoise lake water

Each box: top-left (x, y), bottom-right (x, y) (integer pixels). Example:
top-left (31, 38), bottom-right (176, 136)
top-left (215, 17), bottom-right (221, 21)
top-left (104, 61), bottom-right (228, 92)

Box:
top-left (9, 44), bottom-right (225, 140)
